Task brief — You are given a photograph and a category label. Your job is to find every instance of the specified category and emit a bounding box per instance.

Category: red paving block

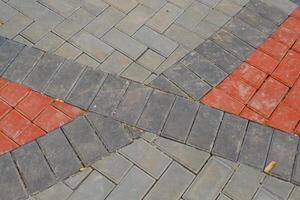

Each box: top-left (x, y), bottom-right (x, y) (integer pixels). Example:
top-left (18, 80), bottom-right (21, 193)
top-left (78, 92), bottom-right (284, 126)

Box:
top-left (247, 77), bottom-right (289, 118)
top-left (282, 50), bottom-right (300, 68)
top-left (259, 38), bottom-right (289, 60)
top-left (0, 78), bottom-right (9, 89)
top-left (292, 38), bottom-right (300, 53)
top-left (284, 78), bottom-right (300, 112)
top-left (0, 99), bottom-right (12, 119)
top-left (240, 107), bottom-right (267, 124)
top-left (0, 110), bottom-right (31, 139)
top-left (201, 88), bottom-right (245, 115)
top-left (216, 75), bottom-right (256, 103)
top-left (271, 26), bottom-right (298, 47)
top-left (0, 82), bottom-right (31, 107)
top-left (291, 6), bottom-right (300, 20)
top-left (52, 100), bottom-right (83, 118)
top-left (16, 91), bottom-right (53, 120)
top-left (281, 17), bottom-right (300, 34)
top-left (0, 131), bottom-right (18, 155)
top-left (14, 124), bottom-right (45, 145)
top-left (267, 103), bottom-right (300, 133)
top-left (295, 123), bottom-right (300, 136)
top-left (34, 105), bottom-right (71, 132)
top-left (245, 50), bottom-right (279, 74)
top-left (272, 61), bottom-right (300, 87)
top-left (231, 63), bottom-right (267, 89)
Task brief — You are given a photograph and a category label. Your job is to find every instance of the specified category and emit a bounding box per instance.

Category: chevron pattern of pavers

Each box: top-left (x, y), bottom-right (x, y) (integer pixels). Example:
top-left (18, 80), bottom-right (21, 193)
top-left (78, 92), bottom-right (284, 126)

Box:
top-left (202, 8), bottom-right (300, 135)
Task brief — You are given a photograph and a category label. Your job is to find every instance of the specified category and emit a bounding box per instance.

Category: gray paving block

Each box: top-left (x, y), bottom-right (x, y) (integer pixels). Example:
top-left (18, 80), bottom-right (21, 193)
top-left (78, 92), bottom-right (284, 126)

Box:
top-left (0, 36), bottom-right (6, 46)
top-left (137, 90), bottom-right (175, 133)
top-left (106, 166), bottom-right (155, 200)
top-left (104, 0), bottom-right (138, 13)
top-left (0, 40), bottom-right (24, 75)
top-left (225, 17), bottom-right (267, 48)
top-left (37, 129), bottom-right (81, 180)
top-left (181, 51), bottom-right (227, 86)
top-left (120, 62), bottom-right (152, 83)
top-left (236, 8), bottom-right (277, 35)
top-left (7, 0), bottom-right (48, 20)
top-left (293, 148), bottom-right (300, 185)
top-left (262, 176), bottom-right (294, 200)
top-left (64, 168), bottom-right (92, 190)
top-left (12, 142), bottom-right (56, 194)
top-left (183, 157), bottom-right (234, 200)
top-left (133, 26), bottom-right (178, 57)
top-left (187, 104), bottom-right (223, 152)
top-left (113, 82), bottom-right (153, 125)
top-left (266, 130), bottom-right (298, 181)
top-left (0, 153), bottom-right (28, 200)
top-left (223, 164), bottom-right (264, 200)
top-left (155, 137), bottom-right (210, 173)
top-left (195, 40), bottom-right (241, 73)
top-left (120, 139), bottom-right (172, 179)
top-left (3, 46), bottom-right (43, 83)
top-left (148, 75), bottom-right (187, 97)
top-left (217, 194), bottom-right (232, 200)
top-left (262, 0), bottom-right (298, 15)
top-left (68, 171), bottom-right (114, 200)
top-left (215, 0), bottom-right (243, 16)
top-left (34, 182), bottom-right (72, 200)
top-left (290, 186), bottom-right (300, 200)
top-left (92, 153), bottom-right (133, 184)
top-left (162, 96), bottom-right (198, 142)
top-left (193, 21), bottom-right (219, 40)
top-left (144, 161), bottom-right (195, 200)
top-left (239, 122), bottom-right (273, 170)
top-left (212, 113), bottom-right (248, 162)
top-left (163, 62), bottom-right (211, 99)
top-left (23, 53), bottom-right (64, 91)
top-left (38, 0), bottom-right (79, 18)
top-left (253, 188), bottom-right (281, 200)
top-left (86, 113), bottom-right (132, 152)
top-left (44, 60), bottom-right (85, 100)
top-left (203, 9), bottom-right (231, 27)
top-left (67, 68), bottom-right (107, 109)
top-left (212, 29), bottom-right (255, 60)
top-left (62, 116), bottom-right (108, 165)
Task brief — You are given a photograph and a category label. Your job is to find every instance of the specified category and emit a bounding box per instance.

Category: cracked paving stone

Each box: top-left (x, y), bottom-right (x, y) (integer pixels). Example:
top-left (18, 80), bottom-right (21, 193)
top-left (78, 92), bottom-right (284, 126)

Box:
top-left (64, 168), bottom-right (92, 190)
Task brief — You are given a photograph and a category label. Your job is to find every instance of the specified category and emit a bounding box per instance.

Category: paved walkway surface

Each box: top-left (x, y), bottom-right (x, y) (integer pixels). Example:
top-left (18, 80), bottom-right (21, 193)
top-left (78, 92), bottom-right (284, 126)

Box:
top-left (0, 0), bottom-right (300, 200)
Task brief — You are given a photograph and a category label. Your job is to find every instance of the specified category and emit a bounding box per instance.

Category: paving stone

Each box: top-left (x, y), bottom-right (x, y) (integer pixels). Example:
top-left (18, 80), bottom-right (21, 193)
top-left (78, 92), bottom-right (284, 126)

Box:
top-left (266, 130), bottom-right (298, 181)
top-left (155, 137), bottom-right (210, 173)
top-left (86, 113), bottom-right (132, 152)
top-left (175, 1), bottom-right (209, 31)
top-left (165, 24), bottom-right (204, 50)
top-left (85, 7), bottom-right (125, 38)
top-left (195, 40), bottom-right (241, 73)
top-left (44, 60), bottom-right (85, 100)
top-left (239, 122), bottom-right (273, 169)
top-left (0, 13), bottom-right (32, 39)
top-left (67, 68), bottom-right (106, 109)
top-left (217, 194), bottom-right (232, 200)
top-left (134, 26), bottom-right (178, 57)
top-left (139, 0), bottom-right (167, 10)
top-left (64, 168), bottom-right (92, 190)
top-left (120, 139), bottom-right (172, 179)
top-left (215, 0), bottom-right (243, 16)
top-left (293, 147), bottom-right (300, 185)
top-left (137, 90), bottom-right (175, 133)
top-left (198, 0), bottom-right (222, 7)
top-left (23, 53), bottom-right (64, 91)
top-left (37, 129), bottom-right (81, 180)
top-left (167, 0), bottom-right (193, 8)
top-left (140, 131), bottom-right (158, 143)
top-left (62, 117), bottom-right (108, 165)
top-left (137, 49), bottom-right (165, 71)
top-left (212, 113), bottom-right (248, 161)
top-left (116, 5), bottom-right (155, 36)
top-left (121, 62), bottom-right (152, 82)
top-left (7, 0), bottom-right (48, 20)
top-left (144, 161), bottom-right (194, 200)
top-left (183, 157), bottom-right (234, 200)
top-left (104, 0), bottom-right (138, 13)
top-left (236, 8), bottom-right (277, 35)
top-left (54, 42), bottom-right (82, 60)
top-left (68, 171), bottom-right (114, 200)
top-left (34, 32), bottom-right (64, 52)
top-left (13, 35), bottom-right (34, 47)
top-left (113, 82), bottom-right (153, 125)
top-left (98, 51), bottom-right (132, 75)
top-left (0, 153), bottom-right (28, 200)
top-left (0, 1), bottom-right (17, 23)
top-left (262, 176), bottom-right (294, 200)
top-left (92, 153), bottom-right (133, 184)
top-left (12, 142), bottom-right (56, 194)
top-left (212, 29), bottom-right (254, 60)
top-left (103, 28), bottom-right (147, 60)
top-left (38, 0), bottom-right (79, 18)
top-left (262, 0), bottom-right (298, 14)
top-left (193, 21), bottom-right (219, 40)
top-left (163, 62), bottom-right (211, 99)
top-left (253, 188), bottom-right (281, 200)
top-left (106, 166), bottom-right (155, 200)
top-left (203, 9), bottom-right (231, 27)
top-left (3, 46), bottom-right (43, 83)
top-left (223, 164), bottom-right (264, 200)
top-left (34, 182), bottom-right (72, 200)
top-left (81, 0), bottom-right (109, 16)
top-left (187, 104), bottom-right (223, 152)
top-left (181, 51), bottom-right (227, 86)
top-left (225, 17), bottom-right (267, 47)
top-left (90, 75), bottom-right (129, 116)
top-left (289, 186), bottom-right (300, 200)
top-left (162, 96), bottom-right (198, 142)
top-left (75, 53), bottom-right (100, 69)
top-left (0, 40), bottom-right (24, 75)
top-left (70, 30), bottom-right (114, 62)
top-left (148, 74), bottom-right (187, 97)
top-left (0, 36), bottom-right (6, 46)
